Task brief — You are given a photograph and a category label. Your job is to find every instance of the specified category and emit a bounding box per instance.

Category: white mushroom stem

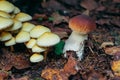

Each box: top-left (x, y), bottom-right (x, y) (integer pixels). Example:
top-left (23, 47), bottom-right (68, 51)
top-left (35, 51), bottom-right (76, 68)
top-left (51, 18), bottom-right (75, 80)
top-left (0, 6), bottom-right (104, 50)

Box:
top-left (63, 31), bottom-right (88, 60)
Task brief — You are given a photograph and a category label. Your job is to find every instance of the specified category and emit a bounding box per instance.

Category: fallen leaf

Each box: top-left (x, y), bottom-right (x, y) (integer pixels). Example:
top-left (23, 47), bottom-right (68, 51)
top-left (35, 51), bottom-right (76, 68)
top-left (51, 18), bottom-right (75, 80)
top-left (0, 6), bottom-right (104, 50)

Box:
top-left (82, 70), bottom-right (106, 80)
top-left (41, 68), bottom-right (65, 80)
top-left (100, 42), bottom-right (114, 48)
top-left (0, 49), bottom-right (13, 70)
top-left (104, 46), bottom-right (120, 55)
top-left (63, 55), bottom-right (77, 75)
top-left (41, 0), bottom-right (66, 11)
top-left (96, 19), bottom-right (110, 25)
top-left (110, 19), bottom-right (120, 27)
top-left (96, 5), bottom-right (106, 11)
top-left (80, 0), bottom-right (98, 10)
top-left (0, 49), bottom-right (30, 71)
top-left (111, 60), bottom-right (120, 76)
top-left (58, 0), bottom-right (78, 6)
top-left (51, 12), bottom-right (69, 25)
top-left (11, 76), bottom-right (29, 80)
top-left (32, 13), bottom-right (47, 20)
top-left (113, 0), bottom-right (120, 3)
top-left (12, 54), bottom-right (30, 69)
top-left (0, 70), bottom-right (8, 80)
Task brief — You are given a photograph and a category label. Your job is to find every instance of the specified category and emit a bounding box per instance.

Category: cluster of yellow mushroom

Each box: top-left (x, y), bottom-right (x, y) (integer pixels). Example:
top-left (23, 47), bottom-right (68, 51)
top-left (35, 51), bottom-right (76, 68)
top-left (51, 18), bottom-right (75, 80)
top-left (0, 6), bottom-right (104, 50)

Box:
top-left (23, 25), bottom-right (60, 63)
top-left (0, 1), bottom-right (60, 63)
top-left (0, 0), bottom-right (32, 46)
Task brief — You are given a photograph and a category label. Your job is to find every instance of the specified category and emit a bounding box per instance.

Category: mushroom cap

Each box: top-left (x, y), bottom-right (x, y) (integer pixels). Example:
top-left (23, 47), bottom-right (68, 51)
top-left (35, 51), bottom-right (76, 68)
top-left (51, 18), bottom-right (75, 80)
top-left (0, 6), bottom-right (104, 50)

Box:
top-left (15, 31), bottom-right (30, 43)
top-left (21, 22), bottom-right (35, 32)
top-left (69, 14), bottom-right (96, 34)
top-left (30, 25), bottom-right (51, 38)
top-left (5, 19), bottom-right (22, 31)
top-left (14, 12), bottom-right (32, 22)
top-left (32, 45), bottom-right (46, 53)
top-left (30, 53), bottom-right (44, 63)
top-left (0, 16), bottom-right (13, 30)
top-left (0, 10), bottom-right (11, 18)
top-left (37, 32), bottom-right (60, 47)
top-left (0, 31), bottom-right (12, 41)
top-left (5, 37), bottom-right (16, 46)
top-left (0, 1), bottom-right (15, 13)
top-left (26, 38), bottom-right (36, 49)
top-left (13, 6), bottom-right (20, 14)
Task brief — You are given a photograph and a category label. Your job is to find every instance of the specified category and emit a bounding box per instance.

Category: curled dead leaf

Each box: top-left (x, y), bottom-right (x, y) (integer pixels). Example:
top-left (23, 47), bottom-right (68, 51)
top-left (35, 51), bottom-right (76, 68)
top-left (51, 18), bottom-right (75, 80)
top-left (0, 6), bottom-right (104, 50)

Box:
top-left (0, 70), bottom-right (8, 80)
top-left (82, 70), bottom-right (106, 80)
top-left (41, 68), bottom-right (67, 80)
top-left (11, 75), bottom-right (29, 80)
top-left (41, 0), bottom-right (66, 11)
top-left (104, 46), bottom-right (120, 55)
top-left (41, 53), bottom-right (78, 80)
top-left (0, 49), bottom-right (30, 71)
top-left (51, 12), bottom-right (69, 25)
top-left (113, 0), bottom-right (120, 3)
top-left (32, 13), bottom-right (47, 20)
top-left (63, 55), bottom-right (77, 75)
top-left (12, 54), bottom-right (30, 69)
top-left (100, 42), bottom-right (114, 49)
top-left (111, 60), bottom-right (120, 76)
top-left (80, 0), bottom-right (98, 10)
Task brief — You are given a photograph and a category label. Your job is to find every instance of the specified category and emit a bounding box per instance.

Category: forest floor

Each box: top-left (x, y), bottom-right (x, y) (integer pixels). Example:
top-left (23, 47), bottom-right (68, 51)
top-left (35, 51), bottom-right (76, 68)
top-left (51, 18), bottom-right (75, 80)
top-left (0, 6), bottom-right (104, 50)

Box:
top-left (0, 0), bottom-right (120, 80)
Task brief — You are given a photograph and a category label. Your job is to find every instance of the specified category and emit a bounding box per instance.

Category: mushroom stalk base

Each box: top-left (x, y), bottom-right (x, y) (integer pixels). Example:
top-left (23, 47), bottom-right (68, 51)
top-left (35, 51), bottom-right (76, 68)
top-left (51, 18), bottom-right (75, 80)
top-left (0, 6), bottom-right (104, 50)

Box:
top-left (63, 31), bottom-right (87, 60)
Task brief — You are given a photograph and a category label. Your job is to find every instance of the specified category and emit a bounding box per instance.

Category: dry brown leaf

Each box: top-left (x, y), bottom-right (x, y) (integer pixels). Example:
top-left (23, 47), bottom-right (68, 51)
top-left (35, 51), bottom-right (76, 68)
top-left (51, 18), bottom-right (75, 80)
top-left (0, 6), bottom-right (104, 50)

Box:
top-left (96, 5), bottom-right (106, 11)
top-left (11, 76), bottom-right (29, 80)
top-left (41, 54), bottom-right (78, 80)
top-left (96, 19), bottom-right (110, 25)
top-left (12, 54), bottom-right (30, 69)
top-left (0, 70), bottom-right (8, 80)
top-left (100, 42), bottom-right (114, 48)
top-left (111, 60), bottom-right (120, 76)
top-left (80, 0), bottom-right (98, 10)
top-left (51, 12), bottom-right (69, 25)
top-left (110, 19), bottom-right (120, 27)
top-left (113, 0), bottom-right (120, 3)
top-left (104, 46), bottom-right (120, 55)
top-left (41, 0), bottom-right (66, 11)
top-left (83, 70), bottom-right (106, 80)
top-left (41, 68), bottom-right (65, 80)
top-left (0, 49), bottom-right (14, 71)
top-left (0, 49), bottom-right (30, 71)
top-left (53, 31), bottom-right (68, 39)
top-left (32, 13), bottom-right (47, 20)
top-left (51, 27), bottom-right (69, 38)
top-left (63, 55), bottom-right (77, 75)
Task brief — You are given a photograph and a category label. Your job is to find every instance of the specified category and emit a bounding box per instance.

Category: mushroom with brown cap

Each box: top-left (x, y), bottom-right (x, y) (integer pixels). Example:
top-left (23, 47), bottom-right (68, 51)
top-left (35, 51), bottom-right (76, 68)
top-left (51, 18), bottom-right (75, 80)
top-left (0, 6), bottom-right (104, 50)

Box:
top-left (63, 14), bottom-right (96, 60)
